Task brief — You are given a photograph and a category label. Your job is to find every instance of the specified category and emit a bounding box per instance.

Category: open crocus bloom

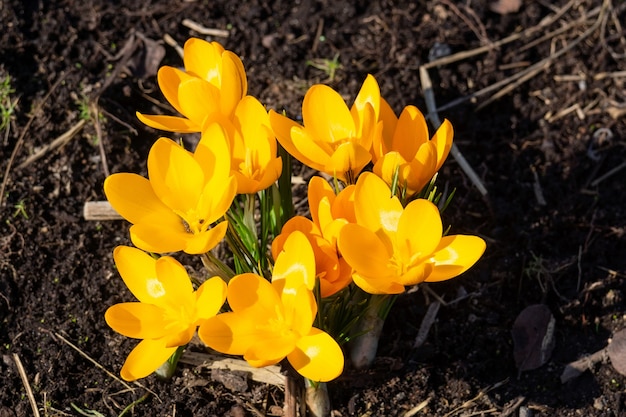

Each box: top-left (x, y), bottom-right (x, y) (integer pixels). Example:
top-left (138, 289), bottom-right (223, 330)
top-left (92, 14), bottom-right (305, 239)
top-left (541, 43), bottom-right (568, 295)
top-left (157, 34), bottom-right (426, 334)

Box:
top-left (197, 95), bottom-right (282, 194)
top-left (137, 38), bottom-right (247, 133)
top-left (199, 231), bottom-right (344, 382)
top-left (372, 102), bottom-right (453, 196)
top-left (338, 173), bottom-right (486, 294)
top-left (269, 75), bottom-right (382, 184)
top-left (272, 177), bottom-right (355, 297)
top-left (105, 246), bottom-right (227, 381)
top-left (104, 134), bottom-right (237, 254)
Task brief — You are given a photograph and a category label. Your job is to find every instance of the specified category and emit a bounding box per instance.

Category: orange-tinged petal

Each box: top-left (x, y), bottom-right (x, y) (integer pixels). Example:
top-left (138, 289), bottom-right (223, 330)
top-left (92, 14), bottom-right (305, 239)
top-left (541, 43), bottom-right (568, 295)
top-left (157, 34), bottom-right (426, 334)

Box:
top-left (199, 312), bottom-right (251, 355)
top-left (426, 235), bottom-right (486, 282)
top-left (397, 199), bottom-right (443, 261)
top-left (373, 151), bottom-right (407, 188)
top-left (354, 172), bottom-right (402, 236)
top-left (196, 276), bottom-right (228, 319)
top-left (135, 112), bottom-right (199, 133)
top-left (120, 338), bottom-right (176, 381)
top-left (308, 176), bottom-right (335, 230)
top-left (147, 138), bottom-right (204, 214)
top-left (338, 224), bottom-right (392, 278)
top-left (227, 273), bottom-right (281, 313)
top-left (352, 74), bottom-right (380, 126)
top-left (327, 142), bottom-right (371, 182)
top-left (352, 272), bottom-right (405, 295)
top-left (244, 331), bottom-right (297, 367)
top-left (105, 303), bottom-right (167, 339)
top-left (433, 118), bottom-right (453, 171)
top-left (157, 66), bottom-right (193, 115)
top-left (183, 220), bottom-right (229, 254)
top-left (288, 327), bottom-right (344, 382)
top-left (104, 173), bottom-right (170, 226)
top-left (373, 97), bottom-right (398, 161)
top-left (219, 52), bottom-right (248, 116)
top-left (398, 262), bottom-right (433, 287)
top-left (332, 184), bottom-right (356, 224)
top-left (392, 105), bottom-right (429, 159)
top-left (290, 126), bottom-right (330, 172)
top-left (268, 110), bottom-right (305, 161)
top-left (272, 231), bottom-right (316, 292)
top-left (320, 257), bottom-right (353, 297)
top-left (302, 84), bottom-right (355, 145)
top-left (271, 216), bottom-right (320, 260)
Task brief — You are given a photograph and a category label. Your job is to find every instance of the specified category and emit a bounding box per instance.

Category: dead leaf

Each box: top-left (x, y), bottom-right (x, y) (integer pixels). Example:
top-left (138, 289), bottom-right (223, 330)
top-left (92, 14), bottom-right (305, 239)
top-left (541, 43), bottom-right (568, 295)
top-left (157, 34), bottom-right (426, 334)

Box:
top-left (490, 0), bottom-right (522, 15)
top-left (512, 304), bottom-right (555, 372)
top-left (607, 328), bottom-right (626, 376)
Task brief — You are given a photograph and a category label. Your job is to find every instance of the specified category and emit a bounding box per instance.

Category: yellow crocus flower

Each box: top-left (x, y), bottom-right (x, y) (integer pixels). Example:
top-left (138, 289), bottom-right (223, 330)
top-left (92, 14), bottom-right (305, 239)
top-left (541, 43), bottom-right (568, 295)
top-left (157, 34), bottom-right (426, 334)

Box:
top-left (199, 232), bottom-right (344, 382)
top-left (105, 246), bottom-right (227, 381)
top-left (196, 96), bottom-right (282, 194)
top-left (104, 132), bottom-right (237, 254)
top-left (372, 101), bottom-right (453, 195)
top-left (338, 173), bottom-right (486, 294)
top-left (269, 75), bottom-right (382, 184)
top-left (137, 38), bottom-right (247, 133)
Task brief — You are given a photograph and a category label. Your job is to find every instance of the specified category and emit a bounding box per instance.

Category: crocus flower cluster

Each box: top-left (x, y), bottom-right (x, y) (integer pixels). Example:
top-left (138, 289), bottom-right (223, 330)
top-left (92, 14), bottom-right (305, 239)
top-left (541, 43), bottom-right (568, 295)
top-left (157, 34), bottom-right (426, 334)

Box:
top-left (103, 38), bottom-right (485, 385)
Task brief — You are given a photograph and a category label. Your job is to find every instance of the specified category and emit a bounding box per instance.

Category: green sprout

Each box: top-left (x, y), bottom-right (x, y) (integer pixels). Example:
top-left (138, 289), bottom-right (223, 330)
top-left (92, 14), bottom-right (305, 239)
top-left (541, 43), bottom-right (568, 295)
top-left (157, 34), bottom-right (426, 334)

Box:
top-left (12, 200), bottom-right (28, 219)
top-left (306, 53), bottom-right (341, 81)
top-left (0, 74), bottom-right (17, 132)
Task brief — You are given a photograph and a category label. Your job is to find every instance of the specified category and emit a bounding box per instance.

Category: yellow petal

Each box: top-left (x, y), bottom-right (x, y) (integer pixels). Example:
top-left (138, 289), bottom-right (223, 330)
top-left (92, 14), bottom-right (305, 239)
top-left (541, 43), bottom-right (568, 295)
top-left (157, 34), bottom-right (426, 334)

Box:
top-left (290, 126), bottom-right (331, 172)
top-left (272, 230), bottom-right (316, 292)
top-left (104, 173), bottom-right (171, 226)
top-left (398, 262), bottom-right (433, 287)
top-left (219, 51), bottom-right (248, 116)
top-left (426, 235), bottom-right (486, 282)
top-left (199, 313), bottom-right (250, 355)
top-left (332, 184), bottom-right (356, 224)
top-left (397, 199), bottom-right (443, 260)
top-left (244, 330), bottom-right (297, 367)
top-left (338, 224), bottom-right (391, 278)
top-left (287, 328), bottom-right (344, 382)
top-left (113, 246), bottom-right (159, 303)
top-left (281, 284), bottom-right (316, 337)
top-left (320, 257), bottom-right (353, 298)
top-left (154, 256), bottom-right (194, 307)
top-left (196, 276), bottom-right (228, 319)
top-left (183, 38), bottom-right (224, 82)
top-left (135, 112), bottom-right (198, 133)
top-left (354, 172), bottom-right (402, 235)
top-left (177, 78), bottom-right (221, 128)
top-left (373, 151), bottom-right (407, 188)
top-left (183, 220), bottom-right (229, 255)
top-left (120, 338), bottom-right (176, 381)
top-left (147, 138), bottom-right (204, 214)
top-left (268, 110), bottom-right (305, 163)
top-left (302, 84), bottom-right (355, 144)
top-left (271, 216), bottom-right (320, 260)
top-left (105, 303), bottom-right (167, 339)
top-left (128, 223), bottom-right (188, 254)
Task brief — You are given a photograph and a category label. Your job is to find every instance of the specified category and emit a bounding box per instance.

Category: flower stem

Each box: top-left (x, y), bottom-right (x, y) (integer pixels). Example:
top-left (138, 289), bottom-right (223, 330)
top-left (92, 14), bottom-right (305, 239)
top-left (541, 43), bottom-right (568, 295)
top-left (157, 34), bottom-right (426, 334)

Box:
top-left (349, 293), bottom-right (395, 369)
top-left (305, 379), bottom-right (330, 417)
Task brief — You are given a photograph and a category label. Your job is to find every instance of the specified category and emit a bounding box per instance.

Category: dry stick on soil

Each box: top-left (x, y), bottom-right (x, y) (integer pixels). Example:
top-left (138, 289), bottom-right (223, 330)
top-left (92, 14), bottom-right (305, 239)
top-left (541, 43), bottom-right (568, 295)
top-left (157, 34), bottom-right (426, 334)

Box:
top-left (413, 301), bottom-right (441, 348)
top-left (560, 348), bottom-right (608, 383)
top-left (17, 119), bottom-right (86, 170)
top-left (421, 0), bottom-right (579, 70)
top-left (163, 34), bottom-right (184, 59)
top-left (0, 73), bottom-right (67, 206)
top-left (13, 353), bottom-right (41, 417)
top-left (402, 398), bottom-right (431, 417)
top-left (419, 66), bottom-right (488, 196)
top-left (442, 378), bottom-right (508, 417)
top-left (182, 19), bottom-right (230, 38)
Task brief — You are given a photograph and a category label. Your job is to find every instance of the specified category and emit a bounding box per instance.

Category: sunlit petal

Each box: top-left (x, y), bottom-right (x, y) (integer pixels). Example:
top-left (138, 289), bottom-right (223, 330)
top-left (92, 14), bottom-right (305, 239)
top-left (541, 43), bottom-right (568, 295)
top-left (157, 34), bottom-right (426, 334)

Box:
top-left (105, 303), bottom-right (167, 339)
top-left (183, 38), bottom-right (224, 82)
top-left (135, 113), bottom-right (199, 133)
top-left (183, 220), bottom-right (229, 254)
top-left (196, 276), bottom-right (228, 319)
top-left (327, 142), bottom-right (371, 182)
top-left (288, 328), bottom-right (344, 382)
top-left (104, 173), bottom-right (170, 226)
top-left (338, 224), bottom-right (391, 278)
top-left (302, 84), bottom-right (355, 144)
top-left (354, 172), bottom-right (402, 235)
top-left (120, 338), bottom-right (176, 381)
top-left (113, 246), bottom-right (160, 303)
top-left (273, 231), bottom-right (316, 291)
top-left (352, 272), bottom-right (405, 295)
top-left (227, 273), bottom-right (281, 313)
top-left (397, 199), bottom-right (442, 260)
top-left (392, 105), bottom-right (429, 159)
top-left (427, 235), bottom-right (486, 282)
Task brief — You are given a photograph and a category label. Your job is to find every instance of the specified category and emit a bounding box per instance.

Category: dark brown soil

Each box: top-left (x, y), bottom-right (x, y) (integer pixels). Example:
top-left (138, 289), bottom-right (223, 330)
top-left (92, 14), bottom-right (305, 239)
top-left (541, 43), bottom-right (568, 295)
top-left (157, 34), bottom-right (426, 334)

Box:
top-left (1, 0), bottom-right (625, 416)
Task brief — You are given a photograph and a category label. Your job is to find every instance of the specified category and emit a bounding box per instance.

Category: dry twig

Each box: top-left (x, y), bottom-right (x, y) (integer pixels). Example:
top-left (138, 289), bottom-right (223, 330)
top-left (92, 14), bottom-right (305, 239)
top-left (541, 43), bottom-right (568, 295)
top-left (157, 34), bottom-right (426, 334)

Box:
top-left (13, 353), bottom-right (41, 417)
